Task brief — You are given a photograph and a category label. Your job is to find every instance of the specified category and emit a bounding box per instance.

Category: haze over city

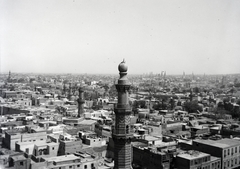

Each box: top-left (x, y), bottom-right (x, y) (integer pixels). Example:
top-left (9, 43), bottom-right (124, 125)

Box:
top-left (1, 1), bottom-right (240, 168)
top-left (1, 0), bottom-right (240, 75)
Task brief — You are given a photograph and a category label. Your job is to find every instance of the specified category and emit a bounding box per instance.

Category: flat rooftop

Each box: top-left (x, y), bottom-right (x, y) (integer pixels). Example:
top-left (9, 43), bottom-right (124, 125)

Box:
top-left (11, 155), bottom-right (26, 161)
top-left (194, 138), bottom-right (240, 148)
top-left (44, 154), bottom-right (80, 163)
top-left (177, 151), bottom-right (209, 160)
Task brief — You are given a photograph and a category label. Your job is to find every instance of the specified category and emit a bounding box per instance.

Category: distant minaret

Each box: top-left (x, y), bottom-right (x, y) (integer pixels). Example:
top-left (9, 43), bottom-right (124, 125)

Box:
top-left (222, 76), bottom-right (226, 86)
top-left (8, 71), bottom-right (11, 78)
top-left (190, 88), bottom-right (193, 101)
top-left (77, 87), bottom-right (85, 118)
top-left (68, 83), bottom-right (72, 100)
top-left (112, 60), bottom-right (133, 169)
top-left (63, 83), bottom-right (66, 96)
top-left (161, 71), bottom-right (164, 77)
top-left (7, 71), bottom-right (11, 82)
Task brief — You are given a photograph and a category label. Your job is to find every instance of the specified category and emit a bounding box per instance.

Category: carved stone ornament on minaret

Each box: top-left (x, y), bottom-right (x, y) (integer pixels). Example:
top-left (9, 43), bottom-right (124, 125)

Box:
top-left (112, 59), bottom-right (133, 169)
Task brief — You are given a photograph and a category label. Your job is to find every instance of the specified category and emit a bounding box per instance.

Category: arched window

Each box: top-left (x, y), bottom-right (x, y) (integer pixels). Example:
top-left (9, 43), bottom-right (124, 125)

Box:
top-left (126, 125), bottom-right (129, 134)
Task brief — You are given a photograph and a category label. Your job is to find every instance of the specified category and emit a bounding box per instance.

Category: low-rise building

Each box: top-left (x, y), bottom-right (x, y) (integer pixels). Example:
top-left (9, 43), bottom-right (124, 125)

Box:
top-left (176, 150), bottom-right (221, 169)
top-left (192, 138), bottom-right (240, 169)
top-left (4, 131), bottom-right (47, 150)
top-left (58, 139), bottom-right (83, 155)
top-left (132, 142), bottom-right (171, 169)
top-left (44, 154), bottom-right (99, 169)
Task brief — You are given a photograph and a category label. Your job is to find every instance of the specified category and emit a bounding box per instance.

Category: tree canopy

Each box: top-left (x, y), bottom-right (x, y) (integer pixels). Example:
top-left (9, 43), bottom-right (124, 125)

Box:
top-left (183, 100), bottom-right (203, 113)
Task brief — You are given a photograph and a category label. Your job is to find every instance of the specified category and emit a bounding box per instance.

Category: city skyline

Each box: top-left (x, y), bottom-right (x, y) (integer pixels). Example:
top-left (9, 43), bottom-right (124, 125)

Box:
top-left (1, 0), bottom-right (240, 75)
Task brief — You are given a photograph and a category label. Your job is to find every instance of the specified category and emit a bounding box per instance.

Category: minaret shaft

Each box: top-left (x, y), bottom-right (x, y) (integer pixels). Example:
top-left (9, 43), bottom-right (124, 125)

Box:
top-left (112, 60), bottom-right (133, 169)
top-left (78, 87), bottom-right (84, 118)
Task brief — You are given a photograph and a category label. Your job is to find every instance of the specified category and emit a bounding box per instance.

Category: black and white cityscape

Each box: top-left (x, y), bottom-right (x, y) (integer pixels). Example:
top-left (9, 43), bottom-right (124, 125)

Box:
top-left (1, 0), bottom-right (240, 169)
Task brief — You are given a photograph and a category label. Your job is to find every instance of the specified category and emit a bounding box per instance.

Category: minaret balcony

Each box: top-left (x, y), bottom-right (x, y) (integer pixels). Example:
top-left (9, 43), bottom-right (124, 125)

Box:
top-left (112, 127), bottom-right (134, 135)
top-left (112, 132), bottom-right (133, 140)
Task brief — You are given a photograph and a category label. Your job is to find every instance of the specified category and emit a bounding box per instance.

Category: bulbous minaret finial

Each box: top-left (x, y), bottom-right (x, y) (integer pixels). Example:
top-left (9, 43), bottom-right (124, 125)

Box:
top-left (117, 59), bottom-right (129, 85)
top-left (118, 59), bottom-right (128, 73)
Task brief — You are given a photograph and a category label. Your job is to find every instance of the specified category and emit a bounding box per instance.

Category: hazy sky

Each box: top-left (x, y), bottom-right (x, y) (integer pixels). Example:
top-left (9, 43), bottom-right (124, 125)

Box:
top-left (1, 0), bottom-right (240, 75)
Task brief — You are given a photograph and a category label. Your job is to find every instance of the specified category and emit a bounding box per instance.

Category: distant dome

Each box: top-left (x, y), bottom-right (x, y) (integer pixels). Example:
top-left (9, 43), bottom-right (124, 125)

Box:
top-left (118, 59), bottom-right (128, 72)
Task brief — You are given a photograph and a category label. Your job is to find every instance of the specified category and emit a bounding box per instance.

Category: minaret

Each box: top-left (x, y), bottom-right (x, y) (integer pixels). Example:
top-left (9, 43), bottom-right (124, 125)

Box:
top-left (77, 87), bottom-right (85, 118)
top-left (8, 71), bottom-right (11, 79)
top-left (112, 60), bottom-right (133, 169)
top-left (7, 71), bottom-right (11, 82)
top-left (190, 88), bottom-right (193, 101)
top-left (68, 83), bottom-right (72, 100)
top-left (63, 83), bottom-right (66, 96)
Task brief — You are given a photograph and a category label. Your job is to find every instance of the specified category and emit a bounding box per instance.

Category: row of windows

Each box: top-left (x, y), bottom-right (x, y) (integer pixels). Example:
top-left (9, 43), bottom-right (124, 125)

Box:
top-left (201, 165), bottom-right (210, 169)
top-left (224, 146), bottom-right (240, 157)
top-left (212, 161), bottom-right (221, 169)
top-left (190, 156), bottom-right (211, 166)
top-left (22, 138), bottom-right (44, 142)
top-left (223, 156), bottom-right (240, 169)
top-left (195, 161), bottom-right (220, 169)
top-left (55, 163), bottom-right (95, 169)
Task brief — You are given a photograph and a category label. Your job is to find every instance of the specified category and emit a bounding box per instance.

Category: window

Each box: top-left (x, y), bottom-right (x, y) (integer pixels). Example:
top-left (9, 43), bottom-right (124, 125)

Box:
top-left (190, 160), bottom-right (193, 166)
top-left (69, 166), bottom-right (72, 169)
top-left (228, 149), bottom-right (230, 155)
top-left (91, 163), bottom-right (94, 168)
top-left (20, 162), bottom-right (23, 166)
top-left (126, 125), bottom-right (129, 134)
top-left (84, 165), bottom-right (87, 169)
top-left (52, 147), bottom-right (54, 150)
top-left (77, 165), bottom-right (80, 167)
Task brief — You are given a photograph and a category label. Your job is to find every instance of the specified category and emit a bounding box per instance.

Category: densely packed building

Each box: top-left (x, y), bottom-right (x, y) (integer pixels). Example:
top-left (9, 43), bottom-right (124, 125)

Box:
top-left (0, 62), bottom-right (240, 169)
